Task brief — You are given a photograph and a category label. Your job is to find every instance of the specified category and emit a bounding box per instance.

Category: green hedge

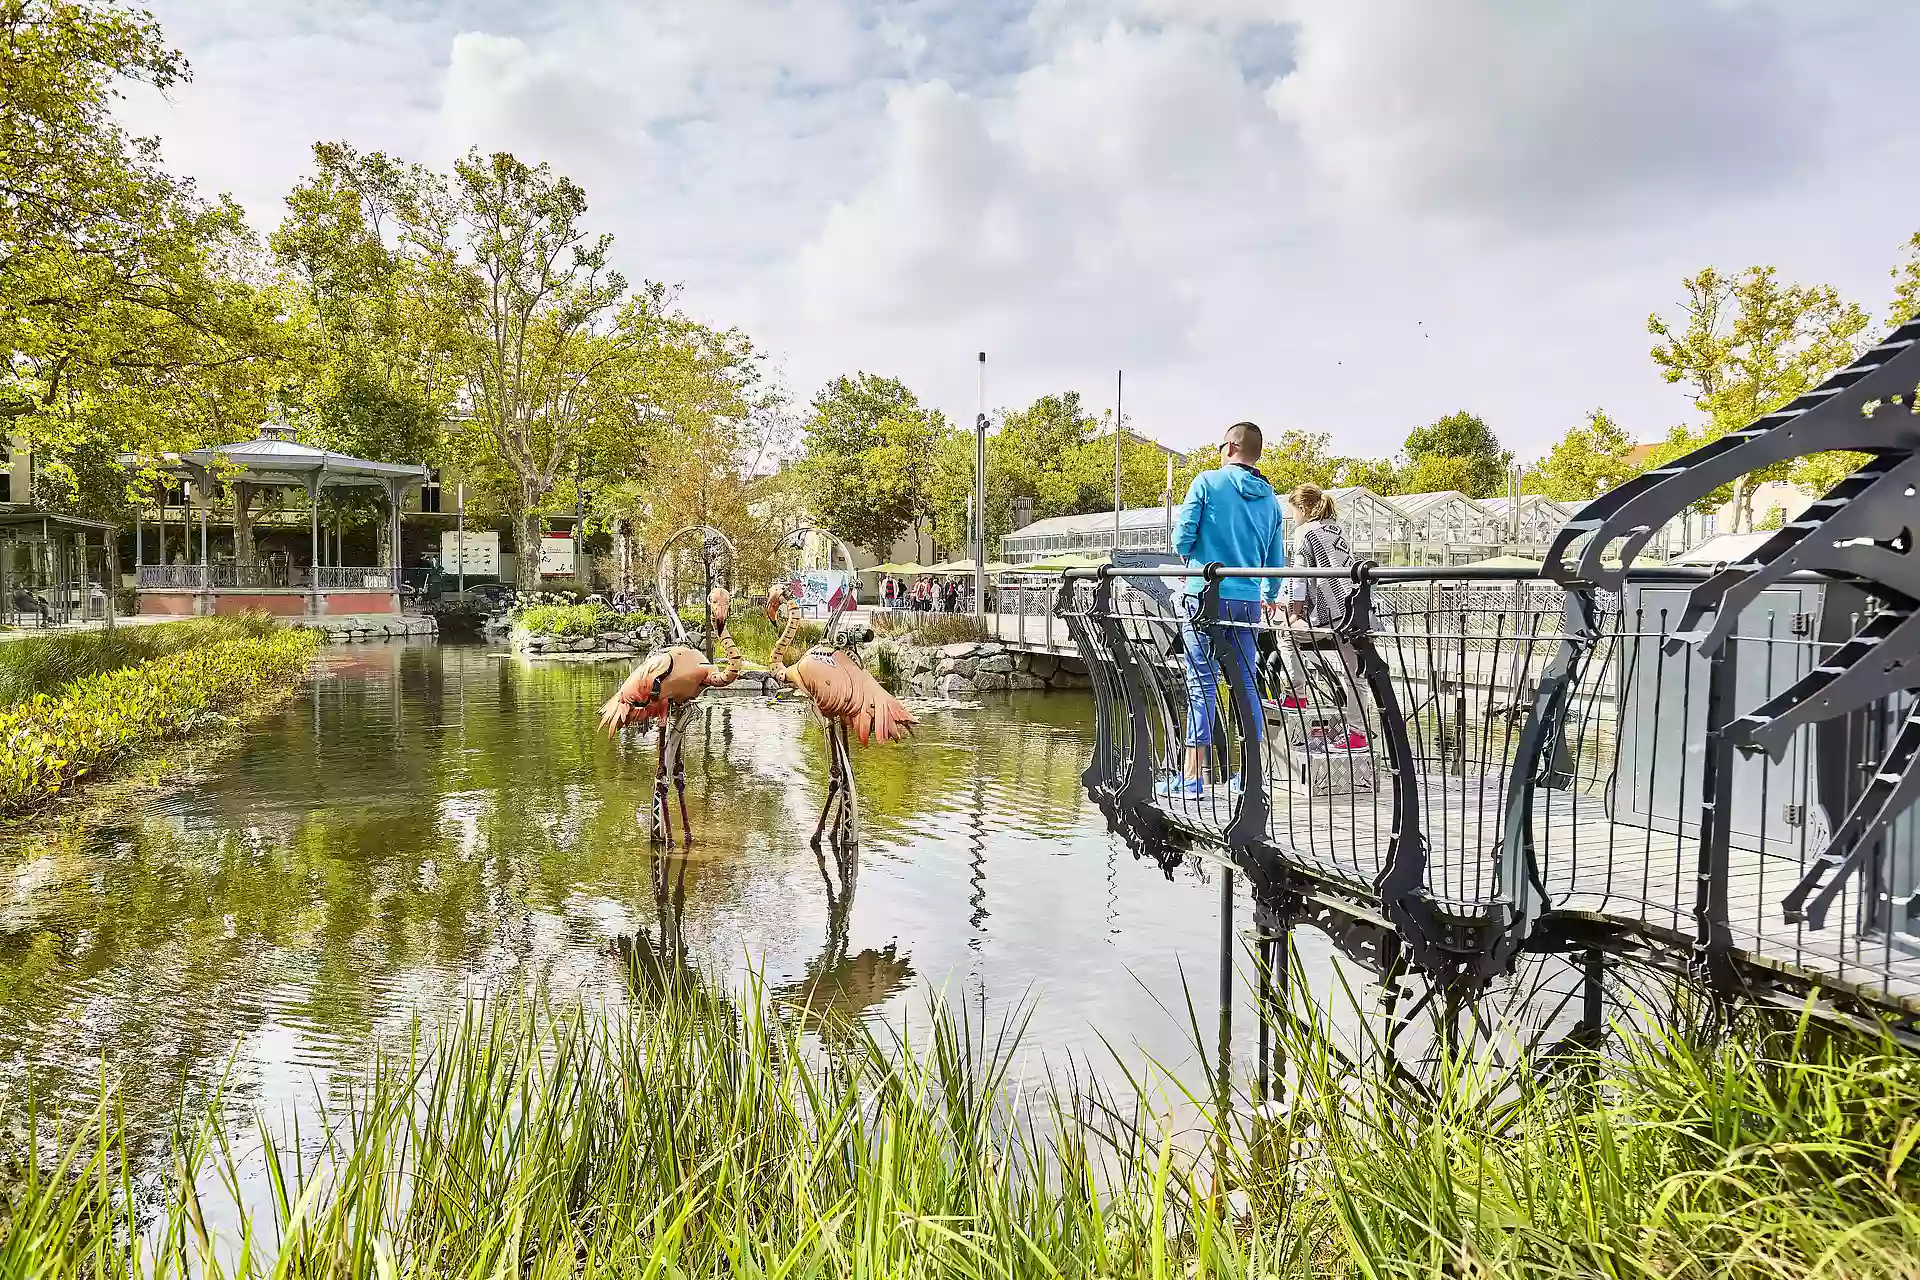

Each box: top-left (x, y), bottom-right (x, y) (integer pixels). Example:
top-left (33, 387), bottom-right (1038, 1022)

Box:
top-left (0, 614), bottom-right (279, 708)
top-left (0, 630), bottom-right (321, 815)
top-left (514, 602), bottom-right (704, 639)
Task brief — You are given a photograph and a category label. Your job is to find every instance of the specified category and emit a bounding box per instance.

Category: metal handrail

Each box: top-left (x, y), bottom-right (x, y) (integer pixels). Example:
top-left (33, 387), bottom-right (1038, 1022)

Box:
top-left (1061, 561), bottom-right (1920, 1012)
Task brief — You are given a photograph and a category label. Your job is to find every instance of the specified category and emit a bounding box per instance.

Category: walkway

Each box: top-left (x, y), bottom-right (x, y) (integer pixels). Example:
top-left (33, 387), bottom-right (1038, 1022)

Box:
top-left (1060, 564), bottom-right (1920, 1034)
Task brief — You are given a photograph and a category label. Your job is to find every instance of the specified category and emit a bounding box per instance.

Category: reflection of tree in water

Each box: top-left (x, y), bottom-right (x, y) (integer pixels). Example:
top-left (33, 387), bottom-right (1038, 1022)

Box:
top-left (0, 648), bottom-right (1094, 1151)
top-left (771, 839), bottom-right (914, 1052)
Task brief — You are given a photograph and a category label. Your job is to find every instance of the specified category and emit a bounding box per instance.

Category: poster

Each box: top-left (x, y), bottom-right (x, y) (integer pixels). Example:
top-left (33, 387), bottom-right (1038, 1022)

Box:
top-left (539, 534), bottom-right (577, 577)
top-left (784, 569), bottom-right (854, 617)
top-left (439, 530), bottom-right (499, 577)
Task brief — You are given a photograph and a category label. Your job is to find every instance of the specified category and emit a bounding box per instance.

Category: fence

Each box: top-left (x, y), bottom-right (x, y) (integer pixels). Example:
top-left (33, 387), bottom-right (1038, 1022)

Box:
top-left (136, 565), bottom-right (399, 592)
top-left (1059, 564), bottom-right (1920, 1017)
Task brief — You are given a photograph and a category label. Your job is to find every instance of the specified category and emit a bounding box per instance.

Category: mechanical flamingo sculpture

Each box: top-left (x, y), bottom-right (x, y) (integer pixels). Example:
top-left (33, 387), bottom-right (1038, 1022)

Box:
top-left (765, 566), bottom-right (915, 849)
top-left (599, 527), bottom-right (744, 845)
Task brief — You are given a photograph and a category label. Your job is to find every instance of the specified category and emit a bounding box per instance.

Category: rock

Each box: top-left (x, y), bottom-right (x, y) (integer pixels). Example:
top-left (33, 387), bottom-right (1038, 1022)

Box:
top-left (976, 652), bottom-right (1015, 675)
top-left (1008, 672), bottom-right (1046, 691)
top-left (1057, 657), bottom-right (1088, 676)
top-left (974, 672), bottom-right (1010, 691)
top-left (1028, 654), bottom-right (1060, 680)
top-left (1051, 669), bottom-right (1091, 689)
top-left (940, 673), bottom-right (977, 697)
top-left (597, 632), bottom-right (628, 648)
top-left (938, 642), bottom-right (979, 659)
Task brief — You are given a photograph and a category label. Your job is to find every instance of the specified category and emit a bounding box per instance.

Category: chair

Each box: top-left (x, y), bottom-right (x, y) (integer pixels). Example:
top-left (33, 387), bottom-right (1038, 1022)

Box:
top-left (11, 590), bottom-right (50, 627)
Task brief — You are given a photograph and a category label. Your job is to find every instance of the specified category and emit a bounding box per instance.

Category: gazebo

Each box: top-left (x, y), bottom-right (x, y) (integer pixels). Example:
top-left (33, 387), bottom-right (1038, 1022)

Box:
top-left (130, 422), bottom-right (430, 618)
top-left (0, 512), bottom-right (116, 628)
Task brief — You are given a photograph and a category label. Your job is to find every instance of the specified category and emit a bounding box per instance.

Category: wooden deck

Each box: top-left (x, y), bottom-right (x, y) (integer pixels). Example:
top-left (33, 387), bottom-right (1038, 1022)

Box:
top-left (1149, 769), bottom-right (1920, 1010)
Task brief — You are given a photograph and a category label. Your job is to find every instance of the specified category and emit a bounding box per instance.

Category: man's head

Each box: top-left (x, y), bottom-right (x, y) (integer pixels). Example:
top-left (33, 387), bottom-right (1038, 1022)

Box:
top-left (1220, 421), bottom-right (1263, 464)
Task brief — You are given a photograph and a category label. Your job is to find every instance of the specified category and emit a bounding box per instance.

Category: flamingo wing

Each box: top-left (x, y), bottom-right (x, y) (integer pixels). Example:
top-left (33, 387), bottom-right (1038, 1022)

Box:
top-left (845, 660), bottom-right (916, 745)
top-left (599, 649), bottom-right (675, 736)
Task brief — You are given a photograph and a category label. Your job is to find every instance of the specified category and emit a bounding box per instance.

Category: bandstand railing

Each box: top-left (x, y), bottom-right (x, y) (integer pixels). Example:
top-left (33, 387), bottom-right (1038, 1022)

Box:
top-left (1058, 563), bottom-right (1920, 1025)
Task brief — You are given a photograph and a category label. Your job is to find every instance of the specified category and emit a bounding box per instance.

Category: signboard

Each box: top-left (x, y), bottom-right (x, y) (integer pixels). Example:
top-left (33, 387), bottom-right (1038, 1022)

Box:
top-left (539, 534), bottom-right (577, 577)
top-left (784, 569), bottom-right (854, 617)
top-left (439, 530), bottom-right (499, 577)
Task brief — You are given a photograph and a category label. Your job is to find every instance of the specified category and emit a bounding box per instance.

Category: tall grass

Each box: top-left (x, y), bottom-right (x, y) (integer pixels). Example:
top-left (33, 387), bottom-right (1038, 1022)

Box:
top-left (728, 609), bottom-right (824, 667)
top-left (3, 964), bottom-right (1914, 1277)
top-left (0, 615), bottom-right (278, 708)
top-left (891, 614), bottom-right (991, 647)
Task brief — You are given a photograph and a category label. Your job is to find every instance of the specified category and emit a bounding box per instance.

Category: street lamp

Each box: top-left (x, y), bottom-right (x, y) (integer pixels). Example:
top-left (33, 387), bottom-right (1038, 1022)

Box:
top-left (974, 351), bottom-right (987, 622)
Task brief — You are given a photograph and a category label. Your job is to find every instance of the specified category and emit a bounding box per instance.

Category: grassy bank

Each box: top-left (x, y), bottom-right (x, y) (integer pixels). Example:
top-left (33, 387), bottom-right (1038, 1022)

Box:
top-left (3, 972), bottom-right (1913, 1277)
top-left (728, 608), bottom-right (823, 667)
top-left (0, 629), bottom-right (320, 816)
top-left (0, 615), bottom-right (278, 708)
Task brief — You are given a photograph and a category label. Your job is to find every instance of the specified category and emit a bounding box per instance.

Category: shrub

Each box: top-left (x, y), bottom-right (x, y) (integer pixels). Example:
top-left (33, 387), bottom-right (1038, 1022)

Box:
top-left (0, 614), bottom-right (279, 708)
top-left (514, 601), bottom-right (705, 639)
top-left (0, 630), bottom-right (321, 815)
top-left (899, 614), bottom-right (990, 647)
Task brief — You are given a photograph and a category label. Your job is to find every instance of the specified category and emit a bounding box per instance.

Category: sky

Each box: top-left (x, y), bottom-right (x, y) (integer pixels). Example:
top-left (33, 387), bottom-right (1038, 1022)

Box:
top-left (117, 0), bottom-right (1920, 462)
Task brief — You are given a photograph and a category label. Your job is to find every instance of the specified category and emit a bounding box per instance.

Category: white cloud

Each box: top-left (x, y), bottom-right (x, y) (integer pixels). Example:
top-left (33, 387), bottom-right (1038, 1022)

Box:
top-left (1268, 0), bottom-right (1818, 225)
top-left (112, 0), bottom-right (1920, 462)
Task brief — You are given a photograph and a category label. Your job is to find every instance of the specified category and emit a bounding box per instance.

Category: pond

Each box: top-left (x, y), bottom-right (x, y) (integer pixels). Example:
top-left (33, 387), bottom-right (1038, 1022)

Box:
top-left (0, 643), bottom-right (1343, 1144)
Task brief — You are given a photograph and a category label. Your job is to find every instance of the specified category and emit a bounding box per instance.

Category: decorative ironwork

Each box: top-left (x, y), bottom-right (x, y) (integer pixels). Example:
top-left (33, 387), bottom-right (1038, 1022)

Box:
top-left (1061, 561), bottom-right (1920, 1031)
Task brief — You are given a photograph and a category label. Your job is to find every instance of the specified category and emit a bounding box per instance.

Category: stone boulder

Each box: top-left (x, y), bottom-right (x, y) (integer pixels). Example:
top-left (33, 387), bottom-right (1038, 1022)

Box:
top-left (974, 672), bottom-right (1010, 691)
top-left (976, 651), bottom-right (1016, 675)
top-left (940, 672), bottom-right (977, 697)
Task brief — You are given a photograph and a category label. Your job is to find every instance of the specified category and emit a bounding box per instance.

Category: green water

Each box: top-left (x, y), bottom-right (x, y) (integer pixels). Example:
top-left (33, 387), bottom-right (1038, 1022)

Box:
top-left (0, 643), bottom-right (1305, 1142)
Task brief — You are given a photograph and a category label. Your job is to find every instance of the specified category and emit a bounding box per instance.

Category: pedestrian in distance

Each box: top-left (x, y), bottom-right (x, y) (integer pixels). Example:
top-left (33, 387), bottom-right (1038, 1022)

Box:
top-left (1163, 420), bottom-right (1287, 798)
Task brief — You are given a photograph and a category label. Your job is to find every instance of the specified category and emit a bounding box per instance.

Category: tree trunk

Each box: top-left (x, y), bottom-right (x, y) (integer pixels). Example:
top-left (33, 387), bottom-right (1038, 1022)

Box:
top-left (233, 483), bottom-right (255, 567)
top-left (1728, 474), bottom-right (1751, 534)
top-left (518, 486), bottom-right (544, 594)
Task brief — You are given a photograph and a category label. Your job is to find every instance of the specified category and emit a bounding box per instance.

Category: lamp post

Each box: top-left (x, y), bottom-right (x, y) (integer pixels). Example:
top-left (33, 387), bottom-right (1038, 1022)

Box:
top-left (1113, 369), bottom-right (1123, 552)
top-left (456, 483), bottom-right (466, 598)
top-left (974, 351), bottom-right (987, 622)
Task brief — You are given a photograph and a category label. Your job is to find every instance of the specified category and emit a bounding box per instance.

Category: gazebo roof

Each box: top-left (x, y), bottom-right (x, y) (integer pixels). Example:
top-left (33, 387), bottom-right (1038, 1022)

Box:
top-left (136, 423), bottom-right (430, 490)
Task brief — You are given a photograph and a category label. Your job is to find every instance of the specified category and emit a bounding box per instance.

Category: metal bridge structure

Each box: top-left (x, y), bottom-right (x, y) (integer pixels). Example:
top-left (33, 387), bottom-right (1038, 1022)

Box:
top-left (1060, 317), bottom-right (1920, 1077)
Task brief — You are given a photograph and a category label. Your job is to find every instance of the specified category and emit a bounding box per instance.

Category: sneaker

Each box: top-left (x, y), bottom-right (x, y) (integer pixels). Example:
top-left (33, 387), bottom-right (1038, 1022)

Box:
top-left (1157, 775), bottom-right (1204, 799)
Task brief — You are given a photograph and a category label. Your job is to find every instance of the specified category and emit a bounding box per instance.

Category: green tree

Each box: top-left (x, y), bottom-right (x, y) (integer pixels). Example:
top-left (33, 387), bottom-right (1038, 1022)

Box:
top-left (799, 374), bottom-right (947, 560)
top-left (1529, 409), bottom-right (1638, 502)
top-left (1893, 231), bottom-right (1920, 328)
top-left (1330, 456), bottom-right (1398, 491)
top-left (1, 0), bottom-right (293, 514)
top-left (1648, 265), bottom-right (1867, 528)
top-left (416, 150), bottom-right (636, 592)
top-left (1400, 410), bottom-right (1510, 497)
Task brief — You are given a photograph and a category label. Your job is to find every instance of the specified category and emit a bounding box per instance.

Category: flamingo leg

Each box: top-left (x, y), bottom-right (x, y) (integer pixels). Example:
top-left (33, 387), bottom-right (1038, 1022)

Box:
top-left (669, 711), bottom-right (692, 846)
top-left (811, 728), bottom-right (843, 851)
top-left (650, 720), bottom-right (672, 845)
top-left (833, 721), bottom-right (861, 850)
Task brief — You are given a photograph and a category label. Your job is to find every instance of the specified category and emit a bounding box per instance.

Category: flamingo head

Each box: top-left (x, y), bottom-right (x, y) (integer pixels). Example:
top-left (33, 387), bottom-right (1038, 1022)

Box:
top-left (708, 586), bottom-right (730, 628)
top-left (764, 583), bottom-right (791, 623)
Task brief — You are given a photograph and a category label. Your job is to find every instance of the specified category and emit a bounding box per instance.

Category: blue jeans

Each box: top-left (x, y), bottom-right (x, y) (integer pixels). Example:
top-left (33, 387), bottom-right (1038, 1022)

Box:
top-left (1182, 596), bottom-right (1263, 749)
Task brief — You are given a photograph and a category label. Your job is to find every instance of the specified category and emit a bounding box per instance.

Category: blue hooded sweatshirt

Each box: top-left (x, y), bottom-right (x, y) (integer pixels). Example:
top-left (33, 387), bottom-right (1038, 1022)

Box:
top-left (1171, 463), bottom-right (1285, 602)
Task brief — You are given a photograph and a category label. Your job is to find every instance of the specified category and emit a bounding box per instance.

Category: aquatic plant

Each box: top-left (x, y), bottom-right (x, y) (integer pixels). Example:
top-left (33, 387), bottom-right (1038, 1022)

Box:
top-left (0, 614), bottom-right (279, 707)
top-left (897, 614), bottom-right (992, 647)
top-left (515, 602), bottom-right (705, 639)
top-left (1, 968), bottom-right (1914, 1277)
top-left (0, 630), bottom-right (320, 815)
top-left (727, 609), bottom-right (823, 666)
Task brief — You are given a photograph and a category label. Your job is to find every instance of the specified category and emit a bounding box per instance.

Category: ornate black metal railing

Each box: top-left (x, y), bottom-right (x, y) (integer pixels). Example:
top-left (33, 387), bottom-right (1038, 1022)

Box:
top-left (1058, 562), bottom-right (1920, 1028)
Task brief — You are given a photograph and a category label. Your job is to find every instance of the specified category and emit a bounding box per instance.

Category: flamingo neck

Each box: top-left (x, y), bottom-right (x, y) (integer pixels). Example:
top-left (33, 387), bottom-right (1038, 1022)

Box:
top-left (769, 601), bottom-right (801, 679)
top-left (708, 616), bottom-right (743, 686)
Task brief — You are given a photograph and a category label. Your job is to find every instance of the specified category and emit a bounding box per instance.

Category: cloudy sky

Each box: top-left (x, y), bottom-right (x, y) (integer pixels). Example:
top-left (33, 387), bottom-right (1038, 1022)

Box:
top-left (119, 0), bottom-right (1920, 460)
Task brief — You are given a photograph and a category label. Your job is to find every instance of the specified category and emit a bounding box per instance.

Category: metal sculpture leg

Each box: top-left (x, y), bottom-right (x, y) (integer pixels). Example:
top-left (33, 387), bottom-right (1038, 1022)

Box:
top-left (669, 709), bottom-right (693, 846)
top-left (811, 728), bottom-right (844, 851)
top-left (833, 721), bottom-right (861, 849)
top-left (650, 721), bottom-right (673, 845)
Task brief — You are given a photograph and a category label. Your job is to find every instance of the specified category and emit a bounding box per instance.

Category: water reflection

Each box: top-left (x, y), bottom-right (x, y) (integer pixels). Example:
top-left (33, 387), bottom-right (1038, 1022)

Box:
top-left (0, 644), bottom-right (1290, 1147)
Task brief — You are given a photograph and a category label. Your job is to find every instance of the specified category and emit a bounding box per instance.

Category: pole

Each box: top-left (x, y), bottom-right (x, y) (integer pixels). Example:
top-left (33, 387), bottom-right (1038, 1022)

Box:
top-left (1164, 452), bottom-right (1174, 549)
top-left (456, 483), bottom-right (466, 599)
top-left (974, 351), bottom-right (987, 622)
top-left (1113, 370), bottom-right (1123, 552)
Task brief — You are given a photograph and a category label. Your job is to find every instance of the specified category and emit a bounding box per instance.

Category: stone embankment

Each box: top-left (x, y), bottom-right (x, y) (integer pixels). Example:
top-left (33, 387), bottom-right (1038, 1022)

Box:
top-left (510, 623), bottom-right (707, 660)
top-left (293, 614), bottom-right (439, 643)
top-left (881, 639), bottom-right (1089, 697)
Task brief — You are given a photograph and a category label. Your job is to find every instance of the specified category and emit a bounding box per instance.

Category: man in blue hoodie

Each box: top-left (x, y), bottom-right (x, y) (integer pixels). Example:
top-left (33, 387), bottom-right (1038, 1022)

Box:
top-left (1164, 420), bottom-right (1285, 796)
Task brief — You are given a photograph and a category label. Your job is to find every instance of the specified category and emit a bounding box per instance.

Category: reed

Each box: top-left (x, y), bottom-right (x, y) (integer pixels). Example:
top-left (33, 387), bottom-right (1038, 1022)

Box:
top-left (728, 609), bottom-right (823, 667)
top-left (2, 964), bottom-right (1913, 1277)
top-left (0, 614), bottom-right (279, 707)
